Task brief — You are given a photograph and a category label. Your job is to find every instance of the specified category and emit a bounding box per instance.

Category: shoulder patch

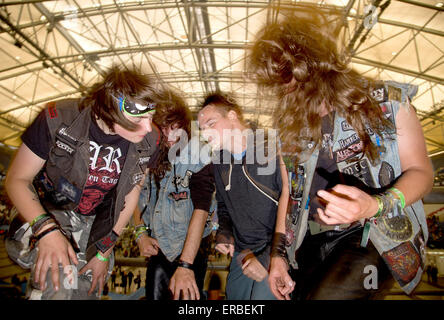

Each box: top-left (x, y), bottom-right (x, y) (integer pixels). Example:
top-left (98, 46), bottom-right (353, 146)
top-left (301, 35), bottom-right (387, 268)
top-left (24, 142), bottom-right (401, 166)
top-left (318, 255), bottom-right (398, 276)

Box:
top-left (47, 102), bottom-right (58, 119)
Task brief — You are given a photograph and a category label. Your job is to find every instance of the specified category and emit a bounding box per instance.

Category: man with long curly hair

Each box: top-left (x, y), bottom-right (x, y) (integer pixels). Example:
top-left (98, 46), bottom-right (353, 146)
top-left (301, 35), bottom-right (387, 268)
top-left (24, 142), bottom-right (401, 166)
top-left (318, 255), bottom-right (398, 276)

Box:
top-left (133, 89), bottom-right (215, 300)
top-left (249, 8), bottom-right (433, 299)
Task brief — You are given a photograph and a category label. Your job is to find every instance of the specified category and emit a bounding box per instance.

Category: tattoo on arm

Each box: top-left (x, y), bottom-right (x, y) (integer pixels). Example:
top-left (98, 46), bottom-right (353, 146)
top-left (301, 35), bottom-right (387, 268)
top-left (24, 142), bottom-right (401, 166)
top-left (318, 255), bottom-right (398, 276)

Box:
top-left (27, 183), bottom-right (40, 201)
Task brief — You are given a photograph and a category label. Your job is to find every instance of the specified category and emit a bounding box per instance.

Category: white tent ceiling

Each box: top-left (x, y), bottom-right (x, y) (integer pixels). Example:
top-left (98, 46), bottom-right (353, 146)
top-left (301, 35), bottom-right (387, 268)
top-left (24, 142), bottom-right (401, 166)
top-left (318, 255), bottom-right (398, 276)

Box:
top-left (0, 0), bottom-right (443, 155)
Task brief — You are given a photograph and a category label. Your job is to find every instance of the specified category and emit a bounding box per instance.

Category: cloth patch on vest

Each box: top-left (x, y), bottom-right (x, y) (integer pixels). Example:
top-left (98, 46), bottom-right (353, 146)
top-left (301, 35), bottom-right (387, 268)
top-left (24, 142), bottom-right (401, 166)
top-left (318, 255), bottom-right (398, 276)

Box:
top-left (139, 156), bottom-right (151, 165)
top-left (335, 141), bottom-right (363, 163)
top-left (380, 102), bottom-right (395, 125)
top-left (55, 138), bottom-right (75, 154)
top-left (47, 103), bottom-right (58, 119)
top-left (378, 161), bottom-right (395, 187)
top-left (413, 230), bottom-right (426, 269)
top-left (371, 84), bottom-right (387, 102)
top-left (132, 173), bottom-right (144, 185)
top-left (169, 191), bottom-right (189, 201)
top-left (387, 85), bottom-right (402, 102)
top-left (56, 176), bottom-right (82, 203)
top-left (376, 212), bottom-right (414, 242)
top-left (57, 125), bottom-right (78, 145)
top-left (342, 158), bottom-right (376, 188)
top-left (381, 241), bottom-right (421, 287)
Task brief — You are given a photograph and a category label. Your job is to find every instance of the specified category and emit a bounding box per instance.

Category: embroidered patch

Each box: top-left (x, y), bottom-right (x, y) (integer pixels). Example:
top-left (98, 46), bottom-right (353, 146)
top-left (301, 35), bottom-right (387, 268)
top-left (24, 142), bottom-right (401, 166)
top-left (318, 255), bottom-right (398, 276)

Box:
top-left (132, 173), bottom-right (144, 185)
top-left (56, 176), bottom-right (82, 203)
top-left (335, 141), bottom-right (363, 163)
top-left (413, 230), bottom-right (426, 269)
top-left (371, 84), bottom-right (387, 102)
top-left (342, 158), bottom-right (376, 188)
top-left (139, 156), bottom-right (151, 165)
top-left (387, 85), bottom-right (402, 102)
top-left (376, 212), bottom-right (414, 242)
top-left (169, 191), bottom-right (188, 201)
top-left (381, 242), bottom-right (420, 287)
top-left (55, 139), bottom-right (75, 154)
top-left (378, 161), bottom-right (395, 187)
top-left (57, 125), bottom-right (78, 144)
top-left (47, 102), bottom-right (58, 119)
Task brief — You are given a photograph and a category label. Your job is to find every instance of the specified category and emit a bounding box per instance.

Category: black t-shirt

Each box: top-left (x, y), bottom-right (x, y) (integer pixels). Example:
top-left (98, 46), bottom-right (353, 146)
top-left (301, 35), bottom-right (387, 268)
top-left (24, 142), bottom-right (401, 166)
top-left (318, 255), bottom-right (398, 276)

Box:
top-left (308, 113), bottom-right (338, 218)
top-left (22, 110), bottom-right (131, 215)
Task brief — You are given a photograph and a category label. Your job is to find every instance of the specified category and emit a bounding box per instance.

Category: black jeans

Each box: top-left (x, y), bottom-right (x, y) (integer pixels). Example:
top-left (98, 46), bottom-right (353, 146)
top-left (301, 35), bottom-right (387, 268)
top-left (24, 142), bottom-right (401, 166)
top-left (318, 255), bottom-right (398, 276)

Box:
top-left (145, 238), bottom-right (209, 300)
top-left (291, 225), bottom-right (394, 300)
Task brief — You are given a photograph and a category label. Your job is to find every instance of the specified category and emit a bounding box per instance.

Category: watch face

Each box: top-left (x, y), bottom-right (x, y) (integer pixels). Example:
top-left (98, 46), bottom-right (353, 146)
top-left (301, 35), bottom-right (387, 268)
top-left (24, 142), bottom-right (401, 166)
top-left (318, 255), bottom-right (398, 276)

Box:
top-left (376, 210), bottom-right (413, 242)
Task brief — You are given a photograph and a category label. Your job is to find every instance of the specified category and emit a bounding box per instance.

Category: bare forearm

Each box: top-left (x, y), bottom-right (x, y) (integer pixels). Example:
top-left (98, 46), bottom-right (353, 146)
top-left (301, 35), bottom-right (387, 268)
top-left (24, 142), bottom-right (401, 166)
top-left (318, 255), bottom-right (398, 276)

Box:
top-left (113, 185), bottom-right (142, 235)
top-left (180, 209), bottom-right (208, 264)
top-left (393, 165), bottom-right (433, 207)
top-left (275, 155), bottom-right (289, 234)
top-left (5, 177), bottom-right (46, 223)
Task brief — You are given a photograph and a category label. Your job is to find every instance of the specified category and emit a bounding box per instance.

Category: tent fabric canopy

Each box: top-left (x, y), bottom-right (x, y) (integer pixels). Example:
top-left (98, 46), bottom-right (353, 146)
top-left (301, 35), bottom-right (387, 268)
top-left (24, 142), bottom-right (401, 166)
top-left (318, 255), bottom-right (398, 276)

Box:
top-left (0, 0), bottom-right (443, 155)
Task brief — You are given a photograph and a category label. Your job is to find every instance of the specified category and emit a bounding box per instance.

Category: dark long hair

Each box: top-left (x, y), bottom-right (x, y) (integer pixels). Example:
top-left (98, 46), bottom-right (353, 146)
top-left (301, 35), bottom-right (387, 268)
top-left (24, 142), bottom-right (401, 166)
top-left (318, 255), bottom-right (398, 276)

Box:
top-left (248, 8), bottom-right (392, 162)
top-left (150, 89), bottom-right (191, 185)
top-left (79, 66), bottom-right (160, 131)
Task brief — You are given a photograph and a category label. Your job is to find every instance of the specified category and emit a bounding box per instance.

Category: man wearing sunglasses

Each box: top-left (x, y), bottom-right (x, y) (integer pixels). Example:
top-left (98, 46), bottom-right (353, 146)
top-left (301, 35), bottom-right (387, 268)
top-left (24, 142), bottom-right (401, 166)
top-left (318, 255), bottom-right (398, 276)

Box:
top-left (5, 67), bottom-right (160, 300)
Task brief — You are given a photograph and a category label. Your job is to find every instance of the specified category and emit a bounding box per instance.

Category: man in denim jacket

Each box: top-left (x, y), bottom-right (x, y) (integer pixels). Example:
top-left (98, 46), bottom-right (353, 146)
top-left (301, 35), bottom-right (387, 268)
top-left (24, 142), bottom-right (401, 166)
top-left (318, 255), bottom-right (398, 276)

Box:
top-left (133, 92), bottom-right (215, 300)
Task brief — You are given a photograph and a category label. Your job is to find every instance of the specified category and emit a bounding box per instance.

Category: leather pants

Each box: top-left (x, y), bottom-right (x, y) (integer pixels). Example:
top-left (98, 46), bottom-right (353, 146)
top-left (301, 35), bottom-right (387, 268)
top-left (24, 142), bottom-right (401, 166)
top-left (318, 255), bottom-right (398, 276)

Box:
top-left (145, 238), bottom-right (209, 300)
top-left (291, 225), bottom-right (394, 300)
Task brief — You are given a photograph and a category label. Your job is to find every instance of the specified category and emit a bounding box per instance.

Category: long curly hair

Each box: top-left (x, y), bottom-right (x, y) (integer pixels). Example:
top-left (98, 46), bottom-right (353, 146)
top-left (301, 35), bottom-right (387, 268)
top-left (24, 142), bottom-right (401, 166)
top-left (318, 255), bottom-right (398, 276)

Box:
top-left (248, 8), bottom-right (392, 162)
top-left (149, 89), bottom-right (191, 185)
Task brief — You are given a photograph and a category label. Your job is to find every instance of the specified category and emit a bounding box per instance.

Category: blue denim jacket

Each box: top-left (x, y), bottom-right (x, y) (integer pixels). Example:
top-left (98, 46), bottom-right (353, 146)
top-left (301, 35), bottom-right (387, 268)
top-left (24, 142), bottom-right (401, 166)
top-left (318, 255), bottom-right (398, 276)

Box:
top-left (138, 138), bottom-right (216, 262)
top-left (286, 81), bottom-right (428, 294)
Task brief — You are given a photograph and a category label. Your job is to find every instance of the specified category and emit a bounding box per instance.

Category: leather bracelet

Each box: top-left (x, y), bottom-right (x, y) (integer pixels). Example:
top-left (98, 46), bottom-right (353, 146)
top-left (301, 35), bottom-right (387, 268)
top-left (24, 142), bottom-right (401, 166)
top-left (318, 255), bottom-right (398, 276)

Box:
top-left (29, 225), bottom-right (60, 250)
top-left (177, 260), bottom-right (194, 271)
top-left (32, 217), bottom-right (56, 235)
top-left (271, 232), bottom-right (287, 259)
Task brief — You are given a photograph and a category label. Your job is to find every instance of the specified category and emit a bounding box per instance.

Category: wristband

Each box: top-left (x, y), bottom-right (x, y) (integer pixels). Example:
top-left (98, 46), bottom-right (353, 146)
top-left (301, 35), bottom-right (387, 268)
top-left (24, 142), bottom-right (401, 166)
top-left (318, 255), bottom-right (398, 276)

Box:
top-left (96, 230), bottom-right (119, 253)
top-left (30, 213), bottom-right (50, 228)
top-left (271, 232), bottom-right (288, 260)
top-left (389, 187), bottom-right (405, 209)
top-left (177, 260), bottom-right (194, 270)
top-left (29, 225), bottom-right (60, 250)
top-left (372, 195), bottom-right (383, 218)
top-left (96, 251), bottom-right (109, 262)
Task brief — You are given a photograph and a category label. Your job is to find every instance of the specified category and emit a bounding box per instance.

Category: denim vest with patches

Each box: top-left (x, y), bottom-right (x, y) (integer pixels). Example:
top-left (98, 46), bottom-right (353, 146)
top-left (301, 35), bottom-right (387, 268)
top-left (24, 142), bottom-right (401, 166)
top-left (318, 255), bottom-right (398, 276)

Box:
top-left (286, 81), bottom-right (428, 294)
top-left (138, 138), bottom-right (216, 262)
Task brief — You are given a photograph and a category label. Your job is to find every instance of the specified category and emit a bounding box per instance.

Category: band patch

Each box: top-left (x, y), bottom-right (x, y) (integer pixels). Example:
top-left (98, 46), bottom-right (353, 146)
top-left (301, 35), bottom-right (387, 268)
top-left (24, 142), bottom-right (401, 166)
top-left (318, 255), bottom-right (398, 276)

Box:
top-left (47, 103), bottom-right (58, 119)
top-left (335, 141), bottom-right (363, 163)
top-left (381, 242), bottom-right (420, 287)
top-left (139, 156), bottom-right (151, 165)
top-left (371, 84), bottom-right (387, 102)
top-left (342, 158), bottom-right (376, 188)
top-left (169, 191), bottom-right (188, 201)
top-left (57, 125), bottom-right (78, 144)
top-left (55, 139), bottom-right (75, 154)
top-left (378, 161), bottom-right (395, 187)
top-left (132, 172), bottom-right (144, 185)
top-left (56, 176), bottom-right (82, 203)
